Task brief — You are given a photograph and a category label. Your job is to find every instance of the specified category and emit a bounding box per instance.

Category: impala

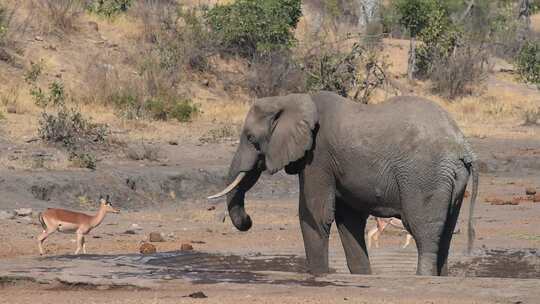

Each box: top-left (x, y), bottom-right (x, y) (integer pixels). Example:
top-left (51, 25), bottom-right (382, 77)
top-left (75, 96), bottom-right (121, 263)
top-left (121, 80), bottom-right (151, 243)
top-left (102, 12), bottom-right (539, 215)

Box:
top-left (367, 217), bottom-right (413, 249)
top-left (37, 195), bottom-right (119, 255)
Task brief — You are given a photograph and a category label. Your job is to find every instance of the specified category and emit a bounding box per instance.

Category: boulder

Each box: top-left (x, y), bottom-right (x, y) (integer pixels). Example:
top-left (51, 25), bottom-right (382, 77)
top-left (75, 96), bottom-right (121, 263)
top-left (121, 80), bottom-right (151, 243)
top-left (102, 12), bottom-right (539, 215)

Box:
top-left (139, 242), bottom-right (156, 254)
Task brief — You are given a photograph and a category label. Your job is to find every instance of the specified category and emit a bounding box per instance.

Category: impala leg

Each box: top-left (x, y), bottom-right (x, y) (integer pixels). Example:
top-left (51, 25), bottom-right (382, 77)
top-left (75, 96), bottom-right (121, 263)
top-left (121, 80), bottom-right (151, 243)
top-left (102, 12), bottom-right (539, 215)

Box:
top-left (37, 229), bottom-right (55, 255)
top-left (402, 233), bottom-right (413, 249)
top-left (366, 226), bottom-right (379, 249)
top-left (75, 233), bottom-right (84, 255)
top-left (82, 236), bottom-right (87, 254)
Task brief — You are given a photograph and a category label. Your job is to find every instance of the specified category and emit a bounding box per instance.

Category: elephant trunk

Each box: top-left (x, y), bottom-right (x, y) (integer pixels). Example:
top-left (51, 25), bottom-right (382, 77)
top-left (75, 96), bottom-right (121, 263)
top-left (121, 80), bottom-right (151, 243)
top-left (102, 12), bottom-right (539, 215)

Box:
top-left (226, 167), bottom-right (261, 231)
top-left (224, 138), bottom-right (262, 231)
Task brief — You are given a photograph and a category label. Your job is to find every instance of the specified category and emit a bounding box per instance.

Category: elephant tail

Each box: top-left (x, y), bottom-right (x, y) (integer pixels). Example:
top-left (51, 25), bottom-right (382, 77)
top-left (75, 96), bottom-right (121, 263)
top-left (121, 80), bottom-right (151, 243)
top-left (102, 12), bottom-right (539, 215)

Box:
top-left (467, 161), bottom-right (479, 255)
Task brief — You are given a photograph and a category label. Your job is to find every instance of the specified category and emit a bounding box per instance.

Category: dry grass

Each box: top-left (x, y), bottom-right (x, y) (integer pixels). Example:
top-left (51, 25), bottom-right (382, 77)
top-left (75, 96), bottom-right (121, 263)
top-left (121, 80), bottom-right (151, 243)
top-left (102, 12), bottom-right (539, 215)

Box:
top-left (532, 13), bottom-right (540, 34)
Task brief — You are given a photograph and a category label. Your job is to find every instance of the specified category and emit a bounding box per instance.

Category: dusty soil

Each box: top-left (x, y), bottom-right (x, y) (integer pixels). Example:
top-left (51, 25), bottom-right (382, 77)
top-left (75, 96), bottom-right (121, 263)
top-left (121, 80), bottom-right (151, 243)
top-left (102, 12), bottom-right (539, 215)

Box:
top-left (0, 135), bottom-right (539, 303)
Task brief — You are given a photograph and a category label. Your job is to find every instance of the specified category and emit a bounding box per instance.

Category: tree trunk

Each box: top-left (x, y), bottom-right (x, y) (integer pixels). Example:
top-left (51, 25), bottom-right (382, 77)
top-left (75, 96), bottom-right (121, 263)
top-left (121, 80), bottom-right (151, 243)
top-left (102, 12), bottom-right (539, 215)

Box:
top-left (407, 37), bottom-right (417, 80)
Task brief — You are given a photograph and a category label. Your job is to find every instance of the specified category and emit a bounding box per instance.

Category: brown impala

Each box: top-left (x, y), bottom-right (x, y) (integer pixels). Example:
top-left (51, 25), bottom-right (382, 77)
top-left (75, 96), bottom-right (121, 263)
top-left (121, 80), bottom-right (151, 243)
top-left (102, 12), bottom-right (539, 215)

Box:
top-left (37, 195), bottom-right (119, 255)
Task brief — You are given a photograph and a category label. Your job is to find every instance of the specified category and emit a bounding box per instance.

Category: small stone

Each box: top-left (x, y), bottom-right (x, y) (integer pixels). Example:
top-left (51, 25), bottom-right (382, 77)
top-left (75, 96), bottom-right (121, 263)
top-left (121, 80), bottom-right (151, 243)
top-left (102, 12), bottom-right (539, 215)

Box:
top-left (14, 208), bottom-right (33, 217)
top-left (185, 291), bottom-right (207, 298)
top-left (6, 106), bottom-right (16, 114)
top-left (0, 210), bottom-right (15, 220)
top-left (123, 230), bottom-right (136, 235)
top-left (490, 198), bottom-right (518, 206)
top-left (180, 243), bottom-right (193, 251)
top-left (202, 79), bottom-right (210, 86)
top-left (168, 140), bottom-right (178, 145)
top-left (34, 36), bottom-right (43, 41)
top-left (149, 232), bottom-right (165, 242)
top-left (207, 206), bottom-right (216, 211)
top-left (533, 193), bottom-right (540, 203)
top-left (131, 223), bottom-right (143, 230)
top-left (525, 188), bottom-right (537, 195)
top-left (139, 242), bottom-right (156, 254)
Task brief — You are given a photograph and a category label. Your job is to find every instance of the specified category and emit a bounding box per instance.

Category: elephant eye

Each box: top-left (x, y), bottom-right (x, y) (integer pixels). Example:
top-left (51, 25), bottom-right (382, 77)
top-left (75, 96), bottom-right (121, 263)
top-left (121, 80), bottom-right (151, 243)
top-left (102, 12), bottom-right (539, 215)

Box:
top-left (247, 134), bottom-right (256, 144)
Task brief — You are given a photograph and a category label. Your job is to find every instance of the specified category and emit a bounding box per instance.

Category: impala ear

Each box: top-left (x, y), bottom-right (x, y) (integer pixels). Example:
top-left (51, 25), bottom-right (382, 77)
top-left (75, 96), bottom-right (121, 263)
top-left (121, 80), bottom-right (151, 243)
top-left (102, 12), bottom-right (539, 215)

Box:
top-left (258, 94), bottom-right (318, 174)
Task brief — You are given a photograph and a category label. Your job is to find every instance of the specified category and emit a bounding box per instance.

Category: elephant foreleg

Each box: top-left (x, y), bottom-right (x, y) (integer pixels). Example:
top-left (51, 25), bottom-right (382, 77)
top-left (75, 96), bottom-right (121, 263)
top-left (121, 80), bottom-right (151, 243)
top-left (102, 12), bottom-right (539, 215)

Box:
top-left (336, 201), bottom-right (371, 274)
top-left (298, 172), bottom-right (335, 275)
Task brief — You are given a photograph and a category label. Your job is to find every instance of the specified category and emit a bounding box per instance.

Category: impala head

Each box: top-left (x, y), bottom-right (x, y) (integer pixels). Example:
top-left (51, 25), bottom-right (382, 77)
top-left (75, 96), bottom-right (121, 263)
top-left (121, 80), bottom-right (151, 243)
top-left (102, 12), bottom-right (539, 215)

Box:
top-left (208, 94), bottom-right (318, 231)
top-left (99, 195), bottom-right (120, 213)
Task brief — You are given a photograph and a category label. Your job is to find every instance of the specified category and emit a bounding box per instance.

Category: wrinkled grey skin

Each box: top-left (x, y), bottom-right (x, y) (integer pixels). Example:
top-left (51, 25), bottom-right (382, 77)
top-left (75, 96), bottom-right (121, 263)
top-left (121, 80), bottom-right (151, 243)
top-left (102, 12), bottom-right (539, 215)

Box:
top-left (224, 91), bottom-right (479, 276)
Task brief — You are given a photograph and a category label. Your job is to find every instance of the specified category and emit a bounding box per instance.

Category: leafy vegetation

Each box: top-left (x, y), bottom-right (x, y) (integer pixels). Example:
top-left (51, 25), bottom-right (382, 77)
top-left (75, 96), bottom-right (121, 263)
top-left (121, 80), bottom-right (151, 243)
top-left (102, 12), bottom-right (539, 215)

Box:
top-left (86, 0), bottom-right (133, 17)
top-left (516, 40), bottom-right (540, 85)
top-left (206, 0), bottom-right (302, 57)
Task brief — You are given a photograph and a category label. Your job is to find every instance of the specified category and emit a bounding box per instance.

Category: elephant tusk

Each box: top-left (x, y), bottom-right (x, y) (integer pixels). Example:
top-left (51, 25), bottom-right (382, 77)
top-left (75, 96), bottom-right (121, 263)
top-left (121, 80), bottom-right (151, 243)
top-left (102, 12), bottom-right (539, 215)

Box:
top-left (208, 172), bottom-right (246, 199)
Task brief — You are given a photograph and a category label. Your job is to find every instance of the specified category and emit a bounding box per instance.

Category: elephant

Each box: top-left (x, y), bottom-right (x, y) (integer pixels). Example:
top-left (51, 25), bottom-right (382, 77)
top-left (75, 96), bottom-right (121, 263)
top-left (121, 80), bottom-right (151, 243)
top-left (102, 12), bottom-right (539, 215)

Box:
top-left (209, 91), bottom-right (479, 276)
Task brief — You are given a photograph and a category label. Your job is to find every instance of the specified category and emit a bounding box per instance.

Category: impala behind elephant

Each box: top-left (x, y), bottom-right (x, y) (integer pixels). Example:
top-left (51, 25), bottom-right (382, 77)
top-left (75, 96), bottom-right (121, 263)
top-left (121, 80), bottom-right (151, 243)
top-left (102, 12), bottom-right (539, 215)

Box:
top-left (210, 91), bottom-right (479, 276)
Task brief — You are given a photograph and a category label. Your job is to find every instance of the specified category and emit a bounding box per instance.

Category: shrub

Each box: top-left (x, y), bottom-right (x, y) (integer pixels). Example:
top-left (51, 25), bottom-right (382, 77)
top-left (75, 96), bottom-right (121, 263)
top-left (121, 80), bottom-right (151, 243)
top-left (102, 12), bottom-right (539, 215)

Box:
top-left (516, 40), bottom-right (540, 85)
top-left (39, 108), bottom-right (108, 149)
top-left (86, 0), bottom-right (132, 17)
top-left (30, 80), bottom-right (66, 108)
top-left (206, 0), bottom-right (302, 57)
top-left (69, 151), bottom-right (97, 169)
top-left (36, 0), bottom-right (84, 34)
top-left (109, 90), bottom-right (143, 120)
top-left (302, 42), bottom-right (389, 103)
top-left (247, 50), bottom-right (305, 97)
top-left (0, 5), bottom-right (7, 45)
top-left (429, 46), bottom-right (488, 99)
top-left (145, 97), bottom-right (199, 122)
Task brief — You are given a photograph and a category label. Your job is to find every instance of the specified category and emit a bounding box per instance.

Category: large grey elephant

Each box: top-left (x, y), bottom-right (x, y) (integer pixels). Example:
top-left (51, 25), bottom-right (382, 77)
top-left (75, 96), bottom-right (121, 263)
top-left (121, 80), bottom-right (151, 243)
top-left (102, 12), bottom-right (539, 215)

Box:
top-left (209, 91), bottom-right (478, 276)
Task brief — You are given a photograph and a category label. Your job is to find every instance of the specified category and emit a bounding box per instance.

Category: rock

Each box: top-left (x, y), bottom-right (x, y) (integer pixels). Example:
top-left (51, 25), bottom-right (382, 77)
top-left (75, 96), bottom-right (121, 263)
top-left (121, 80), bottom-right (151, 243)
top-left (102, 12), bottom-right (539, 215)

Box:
top-left (0, 48), bottom-right (13, 62)
top-left (525, 188), bottom-right (537, 195)
top-left (0, 210), bottom-right (15, 220)
top-left (180, 243), bottom-right (193, 251)
top-left (131, 223), bottom-right (143, 230)
top-left (14, 208), bottom-right (33, 217)
top-left (168, 140), bottom-right (178, 145)
top-left (533, 193), bottom-right (540, 203)
top-left (490, 198), bottom-right (519, 206)
top-left (88, 21), bottom-right (99, 32)
top-left (149, 232), bottom-right (165, 242)
top-left (6, 105), bottom-right (16, 114)
top-left (34, 36), bottom-right (43, 41)
top-left (139, 242), bottom-right (156, 254)
top-left (207, 205), bottom-right (216, 211)
top-left (202, 79), bottom-right (210, 86)
top-left (123, 230), bottom-right (136, 235)
top-left (185, 291), bottom-right (207, 299)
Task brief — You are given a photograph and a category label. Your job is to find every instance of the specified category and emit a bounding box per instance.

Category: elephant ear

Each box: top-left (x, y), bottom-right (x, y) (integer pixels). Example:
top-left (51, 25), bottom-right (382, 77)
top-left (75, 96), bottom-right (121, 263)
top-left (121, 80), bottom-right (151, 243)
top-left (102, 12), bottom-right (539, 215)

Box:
top-left (262, 94), bottom-right (318, 174)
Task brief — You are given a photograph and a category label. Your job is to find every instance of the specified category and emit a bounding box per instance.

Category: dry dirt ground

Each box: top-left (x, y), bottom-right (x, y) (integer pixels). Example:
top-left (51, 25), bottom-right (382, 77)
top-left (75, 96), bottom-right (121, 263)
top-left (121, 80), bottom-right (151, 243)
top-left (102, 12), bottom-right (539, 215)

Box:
top-left (0, 135), bottom-right (539, 303)
top-left (0, 4), bottom-right (539, 303)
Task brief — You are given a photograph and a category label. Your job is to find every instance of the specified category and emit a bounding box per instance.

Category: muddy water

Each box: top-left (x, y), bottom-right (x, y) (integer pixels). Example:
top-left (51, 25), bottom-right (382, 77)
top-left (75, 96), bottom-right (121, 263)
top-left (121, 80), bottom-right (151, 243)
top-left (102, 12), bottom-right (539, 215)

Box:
top-left (49, 248), bottom-right (539, 285)
top-left (450, 249), bottom-right (540, 279)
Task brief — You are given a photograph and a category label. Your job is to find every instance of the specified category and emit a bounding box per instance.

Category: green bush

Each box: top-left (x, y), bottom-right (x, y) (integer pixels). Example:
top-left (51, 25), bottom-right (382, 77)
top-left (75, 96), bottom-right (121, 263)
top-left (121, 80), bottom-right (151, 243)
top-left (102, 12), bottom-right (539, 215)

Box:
top-left (30, 80), bottom-right (66, 108)
top-left (39, 108), bottom-right (108, 149)
top-left (145, 97), bottom-right (199, 122)
top-left (87, 0), bottom-right (132, 17)
top-left (109, 91), bottom-right (143, 120)
top-left (0, 5), bottom-right (7, 45)
top-left (516, 40), bottom-right (540, 85)
top-left (206, 0), bottom-right (302, 57)
top-left (69, 151), bottom-right (97, 170)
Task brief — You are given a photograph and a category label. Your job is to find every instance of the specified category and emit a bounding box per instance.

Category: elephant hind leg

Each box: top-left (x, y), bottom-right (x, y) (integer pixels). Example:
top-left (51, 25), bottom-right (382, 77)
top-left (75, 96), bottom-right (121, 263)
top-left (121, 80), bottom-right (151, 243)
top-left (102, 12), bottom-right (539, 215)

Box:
top-left (336, 201), bottom-right (371, 274)
top-left (437, 165), bottom-right (469, 275)
top-left (403, 188), bottom-right (455, 276)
